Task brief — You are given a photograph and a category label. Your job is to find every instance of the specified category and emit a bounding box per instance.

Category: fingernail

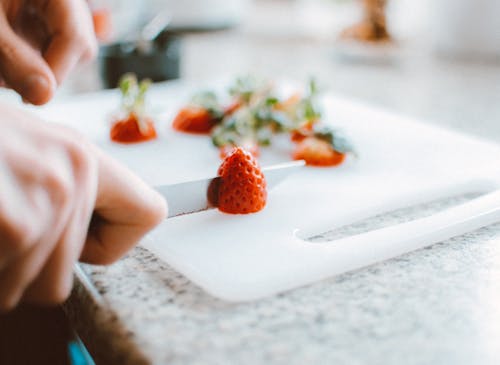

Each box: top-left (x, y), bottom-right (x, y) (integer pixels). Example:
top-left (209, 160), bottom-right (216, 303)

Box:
top-left (21, 74), bottom-right (53, 105)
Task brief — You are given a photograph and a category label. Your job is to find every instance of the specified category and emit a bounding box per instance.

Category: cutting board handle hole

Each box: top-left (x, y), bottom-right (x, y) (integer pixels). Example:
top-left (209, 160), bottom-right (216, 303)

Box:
top-left (299, 191), bottom-right (487, 244)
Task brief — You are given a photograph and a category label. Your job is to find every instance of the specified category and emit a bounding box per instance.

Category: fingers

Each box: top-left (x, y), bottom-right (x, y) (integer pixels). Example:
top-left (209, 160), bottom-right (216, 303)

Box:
top-left (0, 138), bottom-right (72, 267)
top-left (0, 218), bottom-right (66, 311)
top-left (2, 197), bottom-right (89, 310)
top-left (22, 202), bottom-right (91, 305)
top-left (0, 141), bottom-right (78, 311)
top-left (0, 13), bottom-right (56, 105)
top-left (80, 148), bottom-right (168, 265)
top-left (22, 137), bottom-right (98, 305)
top-left (42, 0), bottom-right (97, 84)
top-left (22, 143), bottom-right (166, 305)
top-left (0, 104), bottom-right (166, 310)
top-left (0, 0), bottom-right (97, 104)
top-left (0, 119), bottom-right (98, 310)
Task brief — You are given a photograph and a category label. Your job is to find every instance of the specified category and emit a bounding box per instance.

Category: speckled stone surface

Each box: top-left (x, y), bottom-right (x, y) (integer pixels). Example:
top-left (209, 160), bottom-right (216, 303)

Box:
top-left (62, 2), bottom-right (500, 364)
top-left (64, 194), bottom-right (500, 365)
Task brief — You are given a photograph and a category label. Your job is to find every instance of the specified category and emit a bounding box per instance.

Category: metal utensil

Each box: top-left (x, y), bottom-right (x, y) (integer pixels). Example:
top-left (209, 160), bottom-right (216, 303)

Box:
top-left (155, 160), bottom-right (305, 218)
top-left (121, 10), bottom-right (172, 55)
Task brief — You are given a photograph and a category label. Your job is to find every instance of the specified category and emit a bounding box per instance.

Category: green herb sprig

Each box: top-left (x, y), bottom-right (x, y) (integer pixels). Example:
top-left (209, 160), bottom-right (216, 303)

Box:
top-left (118, 73), bottom-right (152, 133)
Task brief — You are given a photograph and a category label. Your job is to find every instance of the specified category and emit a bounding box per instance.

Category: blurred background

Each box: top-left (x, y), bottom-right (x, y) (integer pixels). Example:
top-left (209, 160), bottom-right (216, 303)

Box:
top-left (86, 0), bottom-right (500, 56)
top-left (82, 0), bottom-right (500, 82)
top-left (68, 0), bottom-right (500, 140)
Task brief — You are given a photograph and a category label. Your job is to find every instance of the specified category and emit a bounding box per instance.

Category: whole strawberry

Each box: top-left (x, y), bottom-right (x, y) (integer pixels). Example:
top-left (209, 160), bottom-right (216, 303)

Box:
top-left (216, 147), bottom-right (267, 214)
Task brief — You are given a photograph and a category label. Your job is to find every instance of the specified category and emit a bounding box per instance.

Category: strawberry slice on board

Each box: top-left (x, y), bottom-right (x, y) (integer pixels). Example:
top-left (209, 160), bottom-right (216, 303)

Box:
top-left (172, 106), bottom-right (219, 135)
top-left (110, 113), bottom-right (157, 144)
top-left (215, 147), bottom-right (267, 214)
top-left (172, 91), bottom-right (225, 134)
top-left (292, 137), bottom-right (346, 167)
top-left (110, 74), bottom-right (157, 144)
top-left (290, 119), bottom-right (316, 143)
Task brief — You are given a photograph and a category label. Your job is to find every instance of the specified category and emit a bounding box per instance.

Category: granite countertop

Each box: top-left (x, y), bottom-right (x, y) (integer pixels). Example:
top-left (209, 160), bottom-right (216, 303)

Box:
top-left (63, 2), bottom-right (500, 364)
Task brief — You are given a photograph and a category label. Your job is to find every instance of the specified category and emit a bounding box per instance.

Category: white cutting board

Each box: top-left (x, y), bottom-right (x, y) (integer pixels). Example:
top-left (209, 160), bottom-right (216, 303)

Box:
top-left (31, 81), bottom-right (500, 302)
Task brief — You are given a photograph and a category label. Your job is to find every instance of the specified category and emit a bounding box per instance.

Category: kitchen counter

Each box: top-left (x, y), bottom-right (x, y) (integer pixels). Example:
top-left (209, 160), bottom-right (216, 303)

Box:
top-left (63, 1), bottom-right (500, 364)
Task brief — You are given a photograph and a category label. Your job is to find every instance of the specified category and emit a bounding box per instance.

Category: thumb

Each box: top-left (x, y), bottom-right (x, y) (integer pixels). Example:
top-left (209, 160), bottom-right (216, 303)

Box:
top-left (0, 16), bottom-right (56, 105)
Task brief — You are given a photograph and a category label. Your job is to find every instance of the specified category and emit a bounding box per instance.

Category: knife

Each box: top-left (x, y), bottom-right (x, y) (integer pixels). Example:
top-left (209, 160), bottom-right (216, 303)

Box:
top-left (155, 160), bottom-right (305, 218)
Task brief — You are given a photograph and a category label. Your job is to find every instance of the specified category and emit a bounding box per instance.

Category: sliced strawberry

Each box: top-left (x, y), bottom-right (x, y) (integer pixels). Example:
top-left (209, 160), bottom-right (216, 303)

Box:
top-left (111, 75), bottom-right (156, 143)
top-left (110, 113), bottom-right (157, 144)
top-left (290, 129), bottom-right (309, 143)
top-left (274, 93), bottom-right (301, 112)
top-left (172, 106), bottom-right (219, 134)
top-left (292, 137), bottom-right (345, 167)
top-left (217, 147), bottom-right (267, 214)
top-left (290, 120), bottom-right (316, 143)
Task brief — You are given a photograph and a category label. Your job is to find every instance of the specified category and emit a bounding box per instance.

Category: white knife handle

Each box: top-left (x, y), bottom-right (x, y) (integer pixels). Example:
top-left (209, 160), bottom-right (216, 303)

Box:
top-left (297, 189), bottom-right (500, 280)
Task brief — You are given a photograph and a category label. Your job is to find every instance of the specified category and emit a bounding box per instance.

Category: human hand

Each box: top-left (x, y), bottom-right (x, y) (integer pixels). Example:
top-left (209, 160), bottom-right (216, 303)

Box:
top-left (0, 0), bottom-right (97, 105)
top-left (0, 102), bottom-right (167, 311)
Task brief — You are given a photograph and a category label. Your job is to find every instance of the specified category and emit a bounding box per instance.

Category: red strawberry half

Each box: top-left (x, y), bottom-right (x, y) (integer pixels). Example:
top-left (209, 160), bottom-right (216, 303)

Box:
top-left (292, 136), bottom-right (345, 167)
top-left (215, 147), bottom-right (267, 214)
top-left (110, 113), bottom-right (157, 144)
top-left (172, 106), bottom-right (219, 134)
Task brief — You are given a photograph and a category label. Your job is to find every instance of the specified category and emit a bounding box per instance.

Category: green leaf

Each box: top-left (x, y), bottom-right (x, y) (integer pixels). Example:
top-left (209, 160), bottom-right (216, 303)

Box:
top-left (309, 78), bottom-right (318, 96)
top-left (119, 73), bottom-right (136, 97)
top-left (312, 125), bottom-right (355, 154)
top-left (138, 79), bottom-right (151, 98)
top-left (266, 97), bottom-right (279, 106)
top-left (229, 75), bottom-right (271, 104)
top-left (256, 128), bottom-right (273, 146)
top-left (207, 75), bottom-right (355, 157)
top-left (190, 91), bottom-right (224, 118)
top-left (118, 73), bottom-right (151, 117)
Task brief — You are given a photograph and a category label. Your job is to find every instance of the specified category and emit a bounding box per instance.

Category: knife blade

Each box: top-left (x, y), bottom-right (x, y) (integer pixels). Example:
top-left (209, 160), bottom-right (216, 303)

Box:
top-left (155, 160), bottom-right (305, 218)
